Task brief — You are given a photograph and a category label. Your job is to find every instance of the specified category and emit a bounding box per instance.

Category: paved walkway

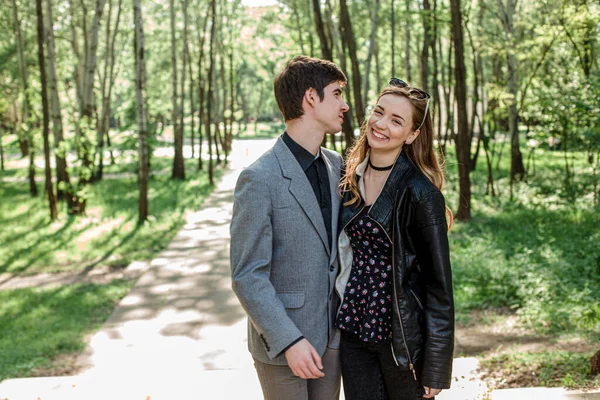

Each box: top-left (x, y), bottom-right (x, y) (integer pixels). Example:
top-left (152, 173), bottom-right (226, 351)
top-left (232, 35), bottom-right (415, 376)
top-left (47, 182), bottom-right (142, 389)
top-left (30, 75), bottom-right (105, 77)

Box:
top-left (0, 139), bottom-right (597, 400)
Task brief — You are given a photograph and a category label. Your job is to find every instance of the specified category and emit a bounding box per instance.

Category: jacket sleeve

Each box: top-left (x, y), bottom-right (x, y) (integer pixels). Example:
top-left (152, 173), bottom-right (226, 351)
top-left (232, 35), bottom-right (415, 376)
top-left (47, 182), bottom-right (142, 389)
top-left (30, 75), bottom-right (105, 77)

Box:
top-left (414, 190), bottom-right (454, 389)
top-left (229, 168), bottom-right (303, 359)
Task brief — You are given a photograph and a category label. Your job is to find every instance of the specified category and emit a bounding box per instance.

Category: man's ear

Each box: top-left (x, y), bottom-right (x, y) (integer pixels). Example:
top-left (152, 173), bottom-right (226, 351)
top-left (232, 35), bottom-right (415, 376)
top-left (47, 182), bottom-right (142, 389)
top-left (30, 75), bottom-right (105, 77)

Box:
top-left (304, 88), bottom-right (317, 108)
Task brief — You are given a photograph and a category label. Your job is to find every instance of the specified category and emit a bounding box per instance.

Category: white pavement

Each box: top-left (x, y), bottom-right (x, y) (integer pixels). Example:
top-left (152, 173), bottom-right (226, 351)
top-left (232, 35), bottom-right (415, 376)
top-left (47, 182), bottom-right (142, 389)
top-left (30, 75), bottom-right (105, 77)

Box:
top-left (0, 138), bottom-right (597, 400)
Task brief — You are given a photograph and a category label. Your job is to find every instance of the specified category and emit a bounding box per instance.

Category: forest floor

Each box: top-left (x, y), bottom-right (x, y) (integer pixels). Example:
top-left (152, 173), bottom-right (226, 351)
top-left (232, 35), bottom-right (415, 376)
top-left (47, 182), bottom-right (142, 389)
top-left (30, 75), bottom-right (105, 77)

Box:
top-left (1, 260), bottom-right (597, 393)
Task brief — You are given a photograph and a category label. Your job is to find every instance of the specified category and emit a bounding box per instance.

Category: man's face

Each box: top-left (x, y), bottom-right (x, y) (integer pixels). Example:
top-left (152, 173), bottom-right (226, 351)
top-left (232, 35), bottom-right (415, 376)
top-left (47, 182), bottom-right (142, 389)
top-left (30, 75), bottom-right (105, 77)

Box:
top-left (314, 82), bottom-right (350, 134)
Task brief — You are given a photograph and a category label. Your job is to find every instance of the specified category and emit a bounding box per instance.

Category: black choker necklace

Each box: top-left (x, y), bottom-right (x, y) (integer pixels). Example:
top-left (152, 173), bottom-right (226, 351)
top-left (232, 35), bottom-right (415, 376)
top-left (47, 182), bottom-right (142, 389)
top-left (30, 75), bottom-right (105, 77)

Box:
top-left (368, 159), bottom-right (394, 171)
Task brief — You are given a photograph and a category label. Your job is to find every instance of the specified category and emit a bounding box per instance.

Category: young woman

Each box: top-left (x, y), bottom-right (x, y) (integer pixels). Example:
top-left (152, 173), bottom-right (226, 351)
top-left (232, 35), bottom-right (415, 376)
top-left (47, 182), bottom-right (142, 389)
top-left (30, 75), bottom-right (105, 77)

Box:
top-left (336, 79), bottom-right (454, 400)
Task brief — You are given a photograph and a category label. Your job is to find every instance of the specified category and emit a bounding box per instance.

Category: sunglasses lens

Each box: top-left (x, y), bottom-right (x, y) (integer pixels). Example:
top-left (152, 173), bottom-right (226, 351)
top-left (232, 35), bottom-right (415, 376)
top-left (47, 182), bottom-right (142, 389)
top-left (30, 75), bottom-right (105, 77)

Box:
top-left (410, 89), bottom-right (430, 100)
top-left (389, 78), bottom-right (407, 87)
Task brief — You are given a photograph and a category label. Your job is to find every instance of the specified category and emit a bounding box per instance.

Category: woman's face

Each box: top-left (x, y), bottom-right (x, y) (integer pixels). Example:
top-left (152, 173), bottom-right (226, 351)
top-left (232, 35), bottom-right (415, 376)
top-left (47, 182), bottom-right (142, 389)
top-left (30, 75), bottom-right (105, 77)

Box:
top-left (366, 94), bottom-right (419, 153)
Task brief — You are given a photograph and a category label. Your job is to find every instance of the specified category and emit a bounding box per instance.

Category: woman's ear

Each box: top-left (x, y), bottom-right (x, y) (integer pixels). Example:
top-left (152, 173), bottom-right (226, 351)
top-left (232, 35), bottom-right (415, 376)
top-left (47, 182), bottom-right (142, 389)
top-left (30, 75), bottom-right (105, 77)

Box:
top-left (407, 130), bottom-right (421, 144)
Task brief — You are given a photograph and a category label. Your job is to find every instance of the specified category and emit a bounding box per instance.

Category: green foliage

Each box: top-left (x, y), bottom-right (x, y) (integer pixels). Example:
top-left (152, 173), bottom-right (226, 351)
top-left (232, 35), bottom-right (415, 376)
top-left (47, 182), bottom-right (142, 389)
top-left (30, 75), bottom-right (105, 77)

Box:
top-left (446, 146), bottom-right (600, 341)
top-left (0, 159), bottom-right (223, 275)
top-left (0, 280), bottom-right (132, 381)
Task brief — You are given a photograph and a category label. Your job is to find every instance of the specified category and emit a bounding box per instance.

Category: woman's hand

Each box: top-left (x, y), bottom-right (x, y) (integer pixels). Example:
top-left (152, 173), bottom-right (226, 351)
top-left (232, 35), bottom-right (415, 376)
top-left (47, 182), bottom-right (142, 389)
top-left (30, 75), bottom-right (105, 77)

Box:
top-left (423, 386), bottom-right (442, 398)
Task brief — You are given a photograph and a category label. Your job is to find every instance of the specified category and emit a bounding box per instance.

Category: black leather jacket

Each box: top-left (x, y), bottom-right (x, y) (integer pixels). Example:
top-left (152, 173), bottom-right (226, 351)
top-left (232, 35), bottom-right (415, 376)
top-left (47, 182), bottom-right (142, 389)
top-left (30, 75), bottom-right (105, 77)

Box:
top-left (337, 150), bottom-right (454, 389)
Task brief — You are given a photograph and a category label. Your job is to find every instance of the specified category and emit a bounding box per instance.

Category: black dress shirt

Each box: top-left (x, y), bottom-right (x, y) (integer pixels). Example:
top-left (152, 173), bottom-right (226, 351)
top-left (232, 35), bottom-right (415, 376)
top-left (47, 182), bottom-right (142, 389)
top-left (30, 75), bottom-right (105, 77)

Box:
top-left (282, 132), bottom-right (333, 250)
top-left (278, 132), bottom-right (333, 356)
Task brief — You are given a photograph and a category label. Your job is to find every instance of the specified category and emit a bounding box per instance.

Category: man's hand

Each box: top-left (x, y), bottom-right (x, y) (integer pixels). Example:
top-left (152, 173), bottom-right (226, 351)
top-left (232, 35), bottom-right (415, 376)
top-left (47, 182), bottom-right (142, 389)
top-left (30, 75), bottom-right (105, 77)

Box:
top-left (423, 386), bottom-right (442, 398)
top-left (284, 338), bottom-right (325, 379)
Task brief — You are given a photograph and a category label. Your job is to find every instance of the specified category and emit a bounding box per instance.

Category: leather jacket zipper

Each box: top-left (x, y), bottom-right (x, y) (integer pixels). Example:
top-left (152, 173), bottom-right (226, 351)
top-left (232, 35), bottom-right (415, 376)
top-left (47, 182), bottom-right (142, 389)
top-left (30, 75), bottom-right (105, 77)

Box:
top-left (369, 214), bottom-right (417, 381)
top-left (409, 288), bottom-right (424, 310)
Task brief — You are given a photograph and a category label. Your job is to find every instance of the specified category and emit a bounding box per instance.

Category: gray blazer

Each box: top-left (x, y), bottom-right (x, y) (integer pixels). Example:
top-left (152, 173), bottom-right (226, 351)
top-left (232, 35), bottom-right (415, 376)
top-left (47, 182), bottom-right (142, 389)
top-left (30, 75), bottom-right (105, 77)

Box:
top-left (230, 137), bottom-right (342, 365)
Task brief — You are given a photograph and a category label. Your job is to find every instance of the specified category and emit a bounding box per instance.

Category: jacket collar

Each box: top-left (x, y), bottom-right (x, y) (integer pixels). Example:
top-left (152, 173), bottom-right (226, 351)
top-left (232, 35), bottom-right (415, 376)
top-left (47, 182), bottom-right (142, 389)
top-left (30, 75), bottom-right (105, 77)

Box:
top-left (341, 148), bottom-right (416, 231)
top-left (273, 137), bottom-right (331, 255)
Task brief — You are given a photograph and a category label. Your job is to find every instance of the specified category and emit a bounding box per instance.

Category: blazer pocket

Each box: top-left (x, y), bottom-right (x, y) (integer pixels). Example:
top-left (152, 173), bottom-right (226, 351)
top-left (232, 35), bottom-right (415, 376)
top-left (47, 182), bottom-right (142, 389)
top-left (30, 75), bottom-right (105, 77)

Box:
top-left (277, 291), bottom-right (306, 309)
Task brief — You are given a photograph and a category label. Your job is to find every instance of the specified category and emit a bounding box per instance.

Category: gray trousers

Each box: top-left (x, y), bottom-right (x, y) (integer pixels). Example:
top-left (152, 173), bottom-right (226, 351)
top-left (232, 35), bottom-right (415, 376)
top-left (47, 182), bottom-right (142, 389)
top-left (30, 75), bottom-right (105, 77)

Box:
top-left (254, 347), bottom-right (341, 400)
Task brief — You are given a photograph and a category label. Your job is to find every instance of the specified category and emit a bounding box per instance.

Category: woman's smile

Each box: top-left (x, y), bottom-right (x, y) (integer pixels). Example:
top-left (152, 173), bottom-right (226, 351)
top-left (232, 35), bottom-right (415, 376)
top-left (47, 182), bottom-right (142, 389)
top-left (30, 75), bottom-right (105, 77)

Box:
top-left (371, 129), bottom-right (389, 141)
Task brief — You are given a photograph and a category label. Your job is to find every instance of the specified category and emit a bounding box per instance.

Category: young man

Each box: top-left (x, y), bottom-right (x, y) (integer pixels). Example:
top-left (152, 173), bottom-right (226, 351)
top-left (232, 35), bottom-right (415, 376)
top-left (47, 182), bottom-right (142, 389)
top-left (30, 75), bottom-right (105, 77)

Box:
top-left (230, 55), bottom-right (349, 400)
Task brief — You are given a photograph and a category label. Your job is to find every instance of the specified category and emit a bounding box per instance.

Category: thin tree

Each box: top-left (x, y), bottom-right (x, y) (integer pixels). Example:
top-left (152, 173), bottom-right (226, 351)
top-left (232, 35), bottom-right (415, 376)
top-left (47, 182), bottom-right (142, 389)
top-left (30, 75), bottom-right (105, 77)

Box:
top-left (35, 0), bottom-right (57, 220)
top-left (11, 0), bottom-right (36, 196)
top-left (96, 0), bottom-right (123, 181)
top-left (362, 0), bottom-right (380, 105)
top-left (205, 0), bottom-right (216, 185)
top-left (45, 0), bottom-right (71, 200)
top-left (450, 0), bottom-right (471, 220)
top-left (420, 0), bottom-right (432, 92)
top-left (0, 127), bottom-right (5, 171)
top-left (133, 0), bottom-right (149, 222)
top-left (290, 0), bottom-right (306, 54)
top-left (82, 0), bottom-right (108, 119)
top-left (196, 2), bottom-right (211, 171)
top-left (180, 0), bottom-right (189, 162)
top-left (497, 0), bottom-right (525, 185)
top-left (171, 0), bottom-right (185, 179)
top-left (391, 0), bottom-right (395, 76)
top-left (339, 0), bottom-right (364, 126)
top-left (186, 31), bottom-right (195, 159)
top-left (312, 0), bottom-right (331, 60)
top-left (10, 0), bottom-right (30, 158)
top-left (403, 0), bottom-right (412, 81)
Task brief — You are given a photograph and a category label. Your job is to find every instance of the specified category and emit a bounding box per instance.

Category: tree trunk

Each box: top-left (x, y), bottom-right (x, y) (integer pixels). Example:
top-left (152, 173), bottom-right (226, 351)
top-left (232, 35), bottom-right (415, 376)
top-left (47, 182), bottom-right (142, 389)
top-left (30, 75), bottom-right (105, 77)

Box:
top-left (95, 0), bottom-right (112, 182)
top-left (45, 0), bottom-right (71, 200)
top-left (431, 0), bottom-right (443, 159)
top-left (12, 0), bottom-right (36, 195)
top-left (403, 0), bottom-right (412, 81)
top-left (420, 0), bottom-right (432, 92)
top-left (0, 127), bottom-right (4, 170)
top-left (465, 21), bottom-right (480, 171)
top-left (206, 0), bottom-right (217, 185)
top-left (391, 0), bottom-right (395, 76)
top-left (339, 0), bottom-right (364, 126)
top-left (187, 45), bottom-right (195, 159)
top-left (82, 0), bottom-right (108, 119)
top-left (36, 0), bottom-right (58, 220)
top-left (291, 0), bottom-right (305, 54)
top-left (133, 0), bottom-right (149, 222)
top-left (362, 0), bottom-right (380, 106)
top-left (67, 0), bottom-right (84, 114)
top-left (450, 0), bottom-right (471, 220)
top-left (96, 0), bottom-right (122, 181)
top-left (171, 0), bottom-right (185, 179)
top-left (332, 5), bottom-right (355, 152)
top-left (180, 0), bottom-right (189, 166)
top-left (497, 0), bottom-right (524, 183)
top-left (196, 5), bottom-right (210, 171)
top-left (228, 34), bottom-right (235, 153)
top-left (312, 0), bottom-right (331, 60)
top-left (11, 0), bottom-right (30, 158)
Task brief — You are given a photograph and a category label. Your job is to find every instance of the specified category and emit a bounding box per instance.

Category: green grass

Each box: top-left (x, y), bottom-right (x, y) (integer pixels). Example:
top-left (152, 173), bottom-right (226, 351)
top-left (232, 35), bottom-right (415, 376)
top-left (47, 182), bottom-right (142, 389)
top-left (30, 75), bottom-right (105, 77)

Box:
top-left (445, 147), bottom-right (600, 340)
top-left (0, 280), bottom-right (132, 381)
top-left (0, 157), bottom-right (223, 275)
top-left (442, 146), bottom-right (600, 389)
top-left (481, 350), bottom-right (600, 389)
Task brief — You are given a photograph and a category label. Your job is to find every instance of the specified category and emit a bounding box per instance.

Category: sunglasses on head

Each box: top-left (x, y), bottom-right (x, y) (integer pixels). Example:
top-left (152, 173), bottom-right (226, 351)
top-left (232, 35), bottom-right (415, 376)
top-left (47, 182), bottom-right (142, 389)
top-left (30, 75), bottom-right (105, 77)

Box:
top-left (388, 78), bottom-right (430, 131)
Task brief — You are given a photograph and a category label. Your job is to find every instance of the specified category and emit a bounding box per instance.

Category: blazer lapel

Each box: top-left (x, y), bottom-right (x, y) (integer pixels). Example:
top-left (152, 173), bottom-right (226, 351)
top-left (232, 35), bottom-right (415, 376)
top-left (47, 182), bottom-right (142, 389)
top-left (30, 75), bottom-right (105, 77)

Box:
top-left (274, 138), bottom-right (330, 255)
top-left (322, 151), bottom-right (341, 265)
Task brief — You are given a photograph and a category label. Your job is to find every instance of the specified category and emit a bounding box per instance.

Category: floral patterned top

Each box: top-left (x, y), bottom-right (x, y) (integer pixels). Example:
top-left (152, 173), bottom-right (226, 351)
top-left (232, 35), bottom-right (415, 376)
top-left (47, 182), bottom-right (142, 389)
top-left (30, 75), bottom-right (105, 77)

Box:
top-left (336, 206), bottom-right (394, 343)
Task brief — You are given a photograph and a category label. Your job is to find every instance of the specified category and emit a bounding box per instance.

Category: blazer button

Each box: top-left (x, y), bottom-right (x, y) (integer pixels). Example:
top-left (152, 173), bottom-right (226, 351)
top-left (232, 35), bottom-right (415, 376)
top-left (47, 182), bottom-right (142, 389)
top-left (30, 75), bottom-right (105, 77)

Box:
top-left (329, 265), bottom-right (335, 271)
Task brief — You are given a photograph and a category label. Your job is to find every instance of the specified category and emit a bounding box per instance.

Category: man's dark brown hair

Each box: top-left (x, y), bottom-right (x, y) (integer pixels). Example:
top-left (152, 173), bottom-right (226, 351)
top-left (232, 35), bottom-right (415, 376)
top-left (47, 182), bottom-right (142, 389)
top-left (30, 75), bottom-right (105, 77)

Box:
top-left (273, 55), bottom-right (347, 121)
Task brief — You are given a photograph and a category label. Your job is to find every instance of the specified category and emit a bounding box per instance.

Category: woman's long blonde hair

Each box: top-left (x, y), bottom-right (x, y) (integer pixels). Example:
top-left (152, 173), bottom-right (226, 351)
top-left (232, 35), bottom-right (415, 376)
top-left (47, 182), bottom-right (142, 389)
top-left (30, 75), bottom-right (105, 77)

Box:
top-left (340, 85), bottom-right (454, 228)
